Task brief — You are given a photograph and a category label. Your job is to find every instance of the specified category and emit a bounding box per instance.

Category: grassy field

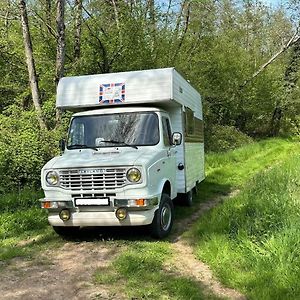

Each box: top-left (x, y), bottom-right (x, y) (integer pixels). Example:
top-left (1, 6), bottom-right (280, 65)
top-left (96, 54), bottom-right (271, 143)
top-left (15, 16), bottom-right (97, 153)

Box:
top-left (0, 188), bottom-right (58, 260)
top-left (93, 138), bottom-right (299, 298)
top-left (0, 137), bottom-right (298, 299)
top-left (94, 241), bottom-right (220, 299)
top-left (189, 140), bottom-right (300, 299)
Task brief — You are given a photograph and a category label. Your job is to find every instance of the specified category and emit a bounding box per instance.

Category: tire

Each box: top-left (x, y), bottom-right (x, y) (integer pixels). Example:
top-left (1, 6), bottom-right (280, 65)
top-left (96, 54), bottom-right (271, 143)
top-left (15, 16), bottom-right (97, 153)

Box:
top-left (181, 190), bottom-right (193, 207)
top-left (150, 193), bottom-right (174, 239)
top-left (52, 226), bottom-right (80, 237)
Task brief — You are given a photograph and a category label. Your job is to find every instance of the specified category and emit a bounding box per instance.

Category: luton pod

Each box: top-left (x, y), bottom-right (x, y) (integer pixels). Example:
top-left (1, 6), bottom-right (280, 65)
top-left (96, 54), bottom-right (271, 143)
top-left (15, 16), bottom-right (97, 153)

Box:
top-left (40, 68), bottom-right (205, 238)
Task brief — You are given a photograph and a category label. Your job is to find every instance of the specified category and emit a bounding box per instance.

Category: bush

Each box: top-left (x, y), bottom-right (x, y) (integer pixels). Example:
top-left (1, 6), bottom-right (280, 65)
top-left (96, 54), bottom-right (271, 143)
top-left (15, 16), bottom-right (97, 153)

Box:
top-left (0, 106), bottom-right (64, 191)
top-left (205, 125), bottom-right (253, 152)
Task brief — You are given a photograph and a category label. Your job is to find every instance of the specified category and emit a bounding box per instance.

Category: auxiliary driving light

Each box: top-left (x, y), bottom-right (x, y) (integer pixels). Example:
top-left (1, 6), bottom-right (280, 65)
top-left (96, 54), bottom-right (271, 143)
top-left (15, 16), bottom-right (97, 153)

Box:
top-left (59, 209), bottom-right (70, 221)
top-left (116, 207), bottom-right (127, 220)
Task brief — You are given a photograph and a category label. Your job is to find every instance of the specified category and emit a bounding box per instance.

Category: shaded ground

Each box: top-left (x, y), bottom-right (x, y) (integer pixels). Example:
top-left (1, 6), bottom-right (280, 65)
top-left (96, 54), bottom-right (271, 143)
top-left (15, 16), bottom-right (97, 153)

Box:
top-left (0, 241), bottom-right (119, 300)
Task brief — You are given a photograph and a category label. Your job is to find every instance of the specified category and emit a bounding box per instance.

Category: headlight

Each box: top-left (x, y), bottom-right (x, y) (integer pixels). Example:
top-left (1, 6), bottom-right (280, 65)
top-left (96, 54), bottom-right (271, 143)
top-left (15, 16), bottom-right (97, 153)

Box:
top-left (46, 170), bottom-right (59, 186)
top-left (126, 168), bottom-right (141, 183)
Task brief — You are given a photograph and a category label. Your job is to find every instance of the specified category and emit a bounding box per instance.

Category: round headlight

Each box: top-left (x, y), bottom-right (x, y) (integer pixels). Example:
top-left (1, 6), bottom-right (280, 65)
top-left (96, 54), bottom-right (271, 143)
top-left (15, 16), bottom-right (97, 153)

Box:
top-left (46, 170), bottom-right (59, 186)
top-left (126, 168), bottom-right (141, 183)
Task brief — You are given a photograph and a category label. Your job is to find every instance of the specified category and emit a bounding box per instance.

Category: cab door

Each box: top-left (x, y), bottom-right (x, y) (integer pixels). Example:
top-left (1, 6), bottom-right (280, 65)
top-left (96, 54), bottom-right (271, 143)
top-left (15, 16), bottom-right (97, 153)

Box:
top-left (161, 115), bottom-right (177, 199)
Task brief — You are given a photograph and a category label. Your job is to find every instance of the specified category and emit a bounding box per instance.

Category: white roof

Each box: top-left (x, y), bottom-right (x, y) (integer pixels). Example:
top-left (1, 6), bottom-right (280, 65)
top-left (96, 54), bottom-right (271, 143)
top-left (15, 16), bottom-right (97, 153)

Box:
top-left (56, 68), bottom-right (201, 116)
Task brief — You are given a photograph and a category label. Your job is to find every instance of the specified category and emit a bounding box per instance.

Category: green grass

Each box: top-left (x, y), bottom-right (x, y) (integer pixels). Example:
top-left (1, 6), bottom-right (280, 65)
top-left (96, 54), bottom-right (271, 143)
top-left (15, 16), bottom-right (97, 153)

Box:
top-left (175, 138), bottom-right (297, 219)
top-left (93, 138), bottom-right (298, 299)
top-left (94, 241), bottom-right (221, 299)
top-left (0, 188), bottom-right (56, 261)
top-left (202, 137), bottom-right (297, 195)
top-left (1, 137), bottom-right (299, 299)
top-left (189, 142), bottom-right (300, 299)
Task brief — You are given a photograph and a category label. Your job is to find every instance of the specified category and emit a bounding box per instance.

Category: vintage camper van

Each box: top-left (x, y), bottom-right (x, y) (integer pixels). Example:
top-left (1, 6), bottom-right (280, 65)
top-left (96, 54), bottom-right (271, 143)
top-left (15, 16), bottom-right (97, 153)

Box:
top-left (40, 68), bottom-right (204, 238)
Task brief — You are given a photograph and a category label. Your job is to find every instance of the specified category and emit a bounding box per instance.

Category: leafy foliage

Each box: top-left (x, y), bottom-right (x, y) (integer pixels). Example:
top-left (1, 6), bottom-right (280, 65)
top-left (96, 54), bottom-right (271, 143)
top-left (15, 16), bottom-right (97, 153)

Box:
top-left (0, 0), bottom-right (299, 189)
top-left (0, 106), bottom-right (64, 190)
top-left (205, 125), bottom-right (253, 152)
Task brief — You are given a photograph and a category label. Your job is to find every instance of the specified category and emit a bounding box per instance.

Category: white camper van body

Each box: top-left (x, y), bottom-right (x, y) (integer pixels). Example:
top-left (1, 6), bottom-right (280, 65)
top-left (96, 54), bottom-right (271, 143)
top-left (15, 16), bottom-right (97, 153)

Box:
top-left (41, 68), bottom-right (204, 237)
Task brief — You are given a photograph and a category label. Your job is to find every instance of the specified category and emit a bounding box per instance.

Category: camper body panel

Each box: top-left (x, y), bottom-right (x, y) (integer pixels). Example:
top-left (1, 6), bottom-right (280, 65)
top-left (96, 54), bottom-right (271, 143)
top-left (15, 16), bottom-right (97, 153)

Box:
top-left (57, 68), bottom-right (175, 110)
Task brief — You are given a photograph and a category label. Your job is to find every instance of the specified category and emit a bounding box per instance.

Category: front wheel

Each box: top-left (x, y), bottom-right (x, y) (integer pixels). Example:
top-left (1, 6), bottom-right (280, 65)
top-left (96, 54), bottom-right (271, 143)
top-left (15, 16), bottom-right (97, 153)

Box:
top-left (150, 193), bottom-right (174, 239)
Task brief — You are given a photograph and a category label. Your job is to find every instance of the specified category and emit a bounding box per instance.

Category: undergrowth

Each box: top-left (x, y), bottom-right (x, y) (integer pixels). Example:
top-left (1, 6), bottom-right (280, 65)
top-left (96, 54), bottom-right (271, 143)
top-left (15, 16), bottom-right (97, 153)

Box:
top-left (0, 188), bottom-right (53, 261)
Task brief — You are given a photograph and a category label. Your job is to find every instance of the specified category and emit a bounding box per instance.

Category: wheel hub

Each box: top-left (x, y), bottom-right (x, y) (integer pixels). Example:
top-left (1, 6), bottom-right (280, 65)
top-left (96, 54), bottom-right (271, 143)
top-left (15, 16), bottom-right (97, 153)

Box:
top-left (161, 204), bottom-right (171, 231)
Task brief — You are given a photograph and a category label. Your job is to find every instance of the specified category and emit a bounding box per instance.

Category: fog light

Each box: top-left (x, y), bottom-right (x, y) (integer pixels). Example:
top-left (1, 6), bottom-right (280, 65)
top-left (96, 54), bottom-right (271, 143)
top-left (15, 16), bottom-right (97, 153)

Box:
top-left (116, 207), bottom-right (127, 220)
top-left (59, 209), bottom-right (70, 221)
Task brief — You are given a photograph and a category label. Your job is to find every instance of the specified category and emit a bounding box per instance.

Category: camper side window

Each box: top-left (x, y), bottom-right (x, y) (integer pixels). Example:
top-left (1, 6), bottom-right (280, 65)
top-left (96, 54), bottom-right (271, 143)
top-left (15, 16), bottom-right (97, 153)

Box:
top-left (185, 108), bottom-right (195, 135)
top-left (162, 117), bottom-right (172, 146)
top-left (184, 107), bottom-right (204, 143)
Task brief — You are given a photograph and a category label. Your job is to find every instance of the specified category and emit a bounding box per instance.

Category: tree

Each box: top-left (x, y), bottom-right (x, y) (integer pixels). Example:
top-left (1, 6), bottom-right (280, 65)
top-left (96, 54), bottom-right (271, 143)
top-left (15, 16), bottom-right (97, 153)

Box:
top-left (74, 0), bottom-right (82, 61)
top-left (19, 0), bottom-right (47, 130)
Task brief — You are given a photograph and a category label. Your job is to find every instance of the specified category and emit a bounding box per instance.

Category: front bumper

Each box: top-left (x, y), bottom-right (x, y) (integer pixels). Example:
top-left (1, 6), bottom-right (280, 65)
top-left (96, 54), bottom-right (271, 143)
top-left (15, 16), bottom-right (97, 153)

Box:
top-left (48, 209), bottom-right (156, 227)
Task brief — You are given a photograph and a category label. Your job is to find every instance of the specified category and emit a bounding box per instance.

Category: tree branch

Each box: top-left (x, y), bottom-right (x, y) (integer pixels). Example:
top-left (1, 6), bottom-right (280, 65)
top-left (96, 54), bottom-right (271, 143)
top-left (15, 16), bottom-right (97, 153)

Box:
top-left (241, 29), bottom-right (300, 88)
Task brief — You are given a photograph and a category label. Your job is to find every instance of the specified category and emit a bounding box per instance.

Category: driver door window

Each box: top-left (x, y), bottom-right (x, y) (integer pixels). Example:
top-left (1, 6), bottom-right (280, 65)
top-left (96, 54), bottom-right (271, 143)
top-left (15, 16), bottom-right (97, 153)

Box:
top-left (162, 117), bottom-right (172, 147)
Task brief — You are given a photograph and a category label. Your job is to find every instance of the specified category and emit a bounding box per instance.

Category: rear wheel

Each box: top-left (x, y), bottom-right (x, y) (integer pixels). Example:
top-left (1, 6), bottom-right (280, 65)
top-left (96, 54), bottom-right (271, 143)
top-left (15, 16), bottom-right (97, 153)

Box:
top-left (150, 193), bottom-right (174, 239)
top-left (180, 190), bottom-right (193, 206)
top-left (52, 226), bottom-right (80, 237)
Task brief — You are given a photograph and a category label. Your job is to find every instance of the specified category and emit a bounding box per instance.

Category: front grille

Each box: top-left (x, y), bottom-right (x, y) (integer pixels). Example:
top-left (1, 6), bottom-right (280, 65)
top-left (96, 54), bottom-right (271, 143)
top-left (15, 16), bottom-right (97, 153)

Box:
top-left (59, 168), bottom-right (127, 190)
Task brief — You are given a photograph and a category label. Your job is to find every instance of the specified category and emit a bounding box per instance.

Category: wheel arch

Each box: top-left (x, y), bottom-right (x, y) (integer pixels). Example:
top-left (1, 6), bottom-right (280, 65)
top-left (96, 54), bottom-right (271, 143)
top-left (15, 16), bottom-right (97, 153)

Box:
top-left (161, 180), bottom-right (171, 197)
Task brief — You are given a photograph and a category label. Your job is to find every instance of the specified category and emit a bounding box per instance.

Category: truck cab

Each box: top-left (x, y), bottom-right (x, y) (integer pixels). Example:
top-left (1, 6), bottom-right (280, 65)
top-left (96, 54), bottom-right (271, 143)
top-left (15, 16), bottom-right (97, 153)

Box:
top-left (41, 68), bottom-right (204, 238)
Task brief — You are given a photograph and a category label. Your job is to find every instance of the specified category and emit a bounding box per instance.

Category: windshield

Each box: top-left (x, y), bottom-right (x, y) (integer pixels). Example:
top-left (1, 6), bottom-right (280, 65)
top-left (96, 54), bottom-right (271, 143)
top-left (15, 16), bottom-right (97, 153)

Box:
top-left (67, 112), bottom-right (159, 149)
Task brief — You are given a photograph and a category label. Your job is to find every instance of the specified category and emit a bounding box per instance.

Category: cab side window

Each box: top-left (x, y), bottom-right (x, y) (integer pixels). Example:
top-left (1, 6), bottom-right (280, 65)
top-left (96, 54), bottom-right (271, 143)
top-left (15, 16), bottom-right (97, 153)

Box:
top-left (162, 117), bottom-right (172, 146)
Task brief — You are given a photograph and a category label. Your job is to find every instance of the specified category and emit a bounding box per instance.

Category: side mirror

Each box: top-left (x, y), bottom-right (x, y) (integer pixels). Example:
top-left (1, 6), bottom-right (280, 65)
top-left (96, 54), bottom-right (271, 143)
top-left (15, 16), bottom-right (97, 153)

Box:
top-left (172, 132), bottom-right (182, 146)
top-left (59, 139), bottom-right (65, 151)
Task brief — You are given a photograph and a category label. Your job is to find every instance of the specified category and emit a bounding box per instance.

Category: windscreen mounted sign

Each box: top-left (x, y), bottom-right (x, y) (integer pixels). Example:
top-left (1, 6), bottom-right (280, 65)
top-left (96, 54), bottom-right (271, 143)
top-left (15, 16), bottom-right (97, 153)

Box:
top-left (99, 83), bottom-right (125, 104)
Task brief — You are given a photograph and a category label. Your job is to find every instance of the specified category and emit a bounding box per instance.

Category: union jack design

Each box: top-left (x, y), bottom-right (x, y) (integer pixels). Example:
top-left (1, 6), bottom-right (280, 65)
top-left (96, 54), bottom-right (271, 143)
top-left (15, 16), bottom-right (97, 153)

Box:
top-left (99, 83), bottom-right (125, 104)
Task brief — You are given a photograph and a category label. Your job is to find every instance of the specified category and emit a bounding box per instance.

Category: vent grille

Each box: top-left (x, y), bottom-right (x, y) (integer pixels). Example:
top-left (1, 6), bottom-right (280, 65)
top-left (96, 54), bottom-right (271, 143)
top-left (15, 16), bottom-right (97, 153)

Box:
top-left (59, 168), bottom-right (127, 190)
top-left (72, 193), bottom-right (116, 199)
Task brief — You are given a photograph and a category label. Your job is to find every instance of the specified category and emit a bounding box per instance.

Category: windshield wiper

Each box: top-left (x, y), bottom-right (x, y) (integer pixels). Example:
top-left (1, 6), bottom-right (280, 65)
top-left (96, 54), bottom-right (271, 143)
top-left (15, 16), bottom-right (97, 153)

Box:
top-left (68, 144), bottom-right (99, 151)
top-left (98, 140), bottom-right (138, 149)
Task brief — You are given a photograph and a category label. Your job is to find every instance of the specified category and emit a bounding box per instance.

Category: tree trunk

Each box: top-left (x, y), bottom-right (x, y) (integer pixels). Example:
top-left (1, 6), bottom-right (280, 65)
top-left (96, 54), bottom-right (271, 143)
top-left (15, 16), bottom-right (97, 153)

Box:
top-left (55, 0), bottom-right (65, 124)
top-left (269, 105), bottom-right (282, 136)
top-left (46, 0), bottom-right (52, 29)
top-left (74, 0), bottom-right (82, 60)
top-left (148, 0), bottom-right (156, 56)
top-left (19, 0), bottom-right (47, 130)
top-left (171, 0), bottom-right (190, 63)
top-left (55, 0), bottom-right (65, 85)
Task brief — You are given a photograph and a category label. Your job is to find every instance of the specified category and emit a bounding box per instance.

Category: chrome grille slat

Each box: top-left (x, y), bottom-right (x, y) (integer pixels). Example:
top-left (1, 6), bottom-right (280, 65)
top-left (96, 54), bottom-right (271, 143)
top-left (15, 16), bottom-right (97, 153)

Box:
top-left (59, 168), bottom-right (127, 190)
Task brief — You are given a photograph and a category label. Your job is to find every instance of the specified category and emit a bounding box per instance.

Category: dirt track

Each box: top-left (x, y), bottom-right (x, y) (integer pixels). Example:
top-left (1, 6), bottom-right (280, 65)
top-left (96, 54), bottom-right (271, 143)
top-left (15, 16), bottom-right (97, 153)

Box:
top-left (0, 192), bottom-right (245, 300)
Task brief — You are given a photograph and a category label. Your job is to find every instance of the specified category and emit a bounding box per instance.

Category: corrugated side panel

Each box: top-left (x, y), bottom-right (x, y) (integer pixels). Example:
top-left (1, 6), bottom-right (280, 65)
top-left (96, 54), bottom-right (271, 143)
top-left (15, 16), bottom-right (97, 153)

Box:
top-left (57, 68), bottom-right (174, 110)
top-left (185, 142), bottom-right (205, 192)
top-left (172, 70), bottom-right (202, 119)
top-left (168, 106), bottom-right (186, 193)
